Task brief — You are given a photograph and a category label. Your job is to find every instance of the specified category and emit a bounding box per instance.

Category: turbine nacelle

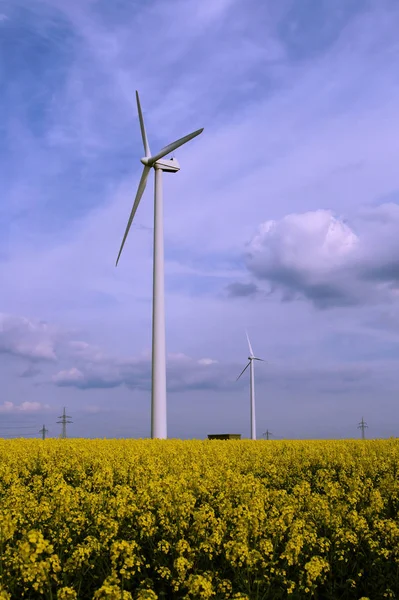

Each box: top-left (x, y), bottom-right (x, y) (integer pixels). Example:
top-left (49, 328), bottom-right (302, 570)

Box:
top-left (155, 158), bottom-right (181, 173)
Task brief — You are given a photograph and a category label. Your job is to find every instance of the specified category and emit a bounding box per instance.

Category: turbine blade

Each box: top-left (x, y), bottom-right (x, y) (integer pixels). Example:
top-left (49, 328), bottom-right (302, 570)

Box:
top-left (136, 91), bottom-right (151, 158)
top-left (253, 357), bottom-right (266, 362)
top-left (246, 330), bottom-right (254, 357)
top-left (236, 361), bottom-right (250, 381)
top-left (116, 165), bottom-right (151, 266)
top-left (149, 128), bottom-right (203, 164)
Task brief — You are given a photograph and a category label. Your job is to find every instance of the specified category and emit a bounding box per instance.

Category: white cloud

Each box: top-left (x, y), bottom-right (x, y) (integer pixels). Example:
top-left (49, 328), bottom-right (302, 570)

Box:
top-left (0, 314), bottom-right (59, 361)
top-left (52, 367), bottom-right (84, 384)
top-left (198, 358), bottom-right (218, 365)
top-left (51, 349), bottom-right (226, 392)
top-left (0, 310), bottom-right (230, 393)
top-left (248, 210), bottom-right (358, 272)
top-left (242, 204), bottom-right (399, 307)
top-left (0, 401), bottom-right (49, 413)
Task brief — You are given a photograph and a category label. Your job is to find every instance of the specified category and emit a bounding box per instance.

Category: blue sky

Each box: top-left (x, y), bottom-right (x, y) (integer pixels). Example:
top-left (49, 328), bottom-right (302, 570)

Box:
top-left (1, 0), bottom-right (399, 439)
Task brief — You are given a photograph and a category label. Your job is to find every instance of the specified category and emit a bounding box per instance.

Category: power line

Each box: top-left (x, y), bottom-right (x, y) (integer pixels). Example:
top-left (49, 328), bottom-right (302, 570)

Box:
top-left (0, 432), bottom-right (38, 438)
top-left (39, 424), bottom-right (48, 440)
top-left (358, 417), bottom-right (368, 440)
top-left (57, 407), bottom-right (72, 439)
top-left (0, 419), bottom-right (37, 423)
top-left (0, 426), bottom-right (37, 430)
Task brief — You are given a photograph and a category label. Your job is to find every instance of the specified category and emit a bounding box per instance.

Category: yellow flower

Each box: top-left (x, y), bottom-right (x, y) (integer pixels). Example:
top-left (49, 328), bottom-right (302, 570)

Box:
top-left (0, 438), bottom-right (398, 599)
top-left (57, 586), bottom-right (78, 599)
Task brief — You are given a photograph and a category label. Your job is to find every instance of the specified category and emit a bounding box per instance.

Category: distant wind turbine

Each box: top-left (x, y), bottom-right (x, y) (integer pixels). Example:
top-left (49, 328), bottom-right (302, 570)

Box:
top-left (116, 91), bottom-right (203, 439)
top-left (236, 331), bottom-right (265, 440)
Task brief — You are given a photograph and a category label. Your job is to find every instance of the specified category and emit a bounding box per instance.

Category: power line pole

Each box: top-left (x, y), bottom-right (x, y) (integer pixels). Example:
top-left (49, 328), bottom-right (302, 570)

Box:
top-left (57, 407), bottom-right (72, 439)
top-left (39, 424), bottom-right (48, 440)
top-left (263, 429), bottom-right (273, 440)
top-left (358, 417), bottom-right (368, 440)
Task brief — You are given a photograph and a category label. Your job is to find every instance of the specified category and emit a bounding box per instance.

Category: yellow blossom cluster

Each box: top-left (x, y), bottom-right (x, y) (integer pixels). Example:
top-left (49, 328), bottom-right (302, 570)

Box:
top-left (0, 438), bottom-right (398, 599)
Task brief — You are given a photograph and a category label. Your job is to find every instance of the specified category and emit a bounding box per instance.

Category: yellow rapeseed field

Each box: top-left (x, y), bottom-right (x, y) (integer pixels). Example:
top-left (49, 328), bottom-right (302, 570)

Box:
top-left (0, 439), bottom-right (398, 599)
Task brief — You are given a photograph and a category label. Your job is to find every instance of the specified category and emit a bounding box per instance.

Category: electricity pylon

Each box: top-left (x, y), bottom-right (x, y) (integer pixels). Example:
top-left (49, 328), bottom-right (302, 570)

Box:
top-left (39, 424), bottom-right (48, 440)
top-left (57, 407), bottom-right (72, 439)
top-left (263, 429), bottom-right (273, 440)
top-left (358, 417), bottom-right (368, 440)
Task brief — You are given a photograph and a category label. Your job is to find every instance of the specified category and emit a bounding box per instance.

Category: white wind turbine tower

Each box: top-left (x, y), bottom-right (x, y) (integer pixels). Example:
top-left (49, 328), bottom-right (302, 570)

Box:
top-left (236, 331), bottom-right (265, 440)
top-left (116, 91), bottom-right (203, 439)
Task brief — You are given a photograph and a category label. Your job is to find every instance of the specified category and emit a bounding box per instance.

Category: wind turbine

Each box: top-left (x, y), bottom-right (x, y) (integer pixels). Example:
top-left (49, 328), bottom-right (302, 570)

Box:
top-left (236, 331), bottom-right (265, 440)
top-left (116, 91), bottom-right (203, 439)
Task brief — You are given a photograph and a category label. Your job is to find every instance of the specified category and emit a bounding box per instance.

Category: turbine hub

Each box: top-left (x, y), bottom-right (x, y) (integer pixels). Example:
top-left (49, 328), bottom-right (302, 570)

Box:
top-left (140, 157), bottom-right (151, 166)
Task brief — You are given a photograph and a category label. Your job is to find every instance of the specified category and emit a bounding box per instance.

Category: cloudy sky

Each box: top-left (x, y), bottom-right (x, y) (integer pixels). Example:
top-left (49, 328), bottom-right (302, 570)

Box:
top-left (1, 0), bottom-right (399, 439)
